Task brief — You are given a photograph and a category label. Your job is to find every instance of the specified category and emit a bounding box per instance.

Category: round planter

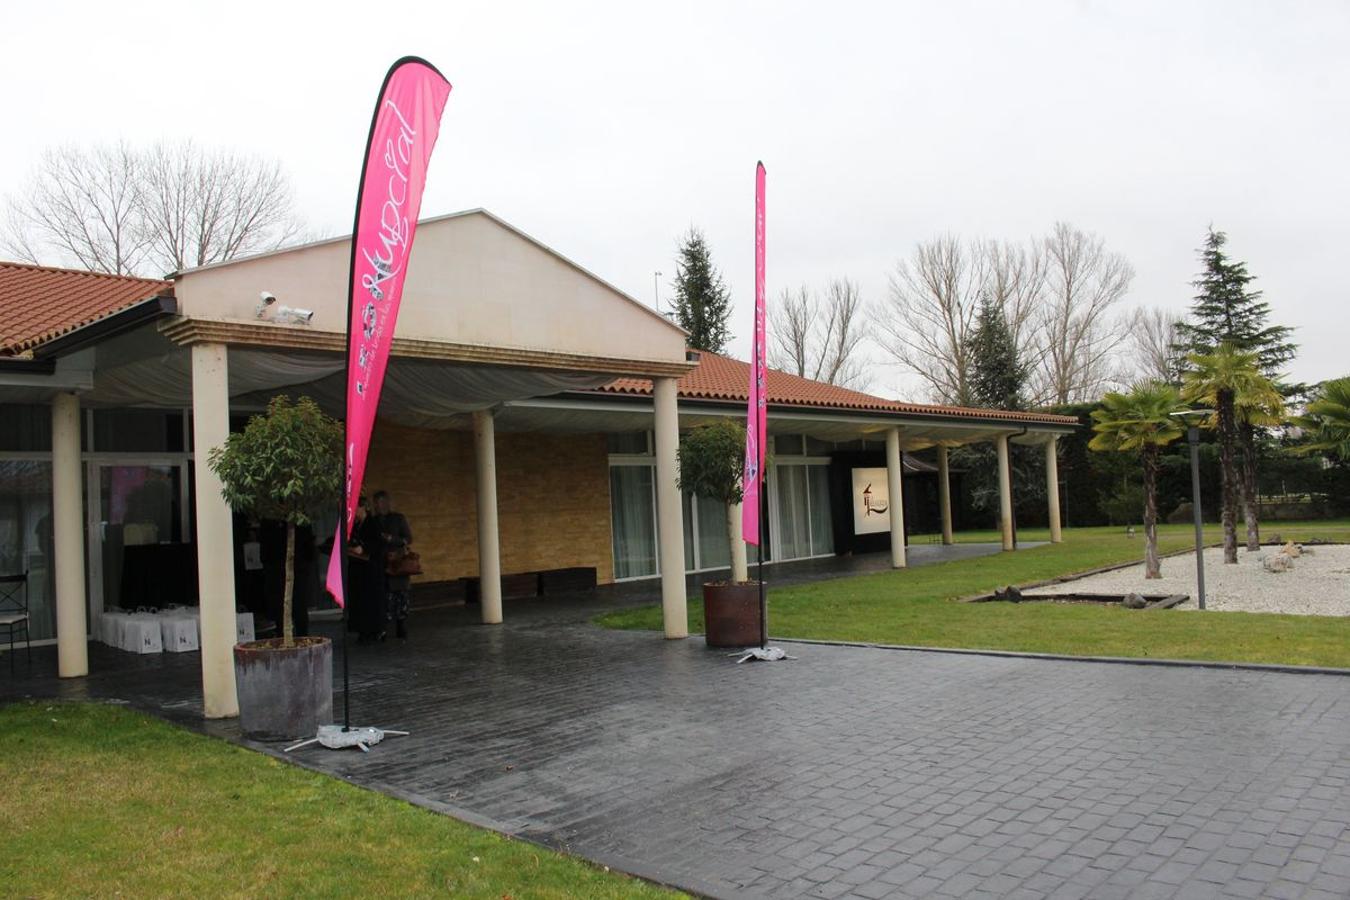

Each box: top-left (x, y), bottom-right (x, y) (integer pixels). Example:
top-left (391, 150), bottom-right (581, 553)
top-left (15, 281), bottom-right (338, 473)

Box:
top-left (233, 636), bottom-right (333, 741)
top-left (703, 582), bottom-right (763, 648)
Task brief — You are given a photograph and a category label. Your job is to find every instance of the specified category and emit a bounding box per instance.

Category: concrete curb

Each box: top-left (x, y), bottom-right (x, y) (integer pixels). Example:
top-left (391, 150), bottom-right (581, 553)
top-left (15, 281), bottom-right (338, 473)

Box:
top-left (771, 636), bottom-right (1350, 677)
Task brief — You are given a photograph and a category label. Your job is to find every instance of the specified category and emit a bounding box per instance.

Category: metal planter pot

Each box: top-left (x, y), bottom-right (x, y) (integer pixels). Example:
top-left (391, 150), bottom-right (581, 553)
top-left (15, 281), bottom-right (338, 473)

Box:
top-left (702, 582), bottom-right (762, 648)
top-left (233, 636), bottom-right (333, 741)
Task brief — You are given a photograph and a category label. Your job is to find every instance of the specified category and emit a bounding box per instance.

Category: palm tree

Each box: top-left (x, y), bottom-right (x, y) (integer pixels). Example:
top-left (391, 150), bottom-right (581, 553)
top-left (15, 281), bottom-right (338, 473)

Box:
top-left (1293, 376), bottom-right (1350, 460)
top-left (1182, 345), bottom-right (1278, 563)
top-left (1234, 385), bottom-right (1285, 551)
top-left (1090, 381), bottom-right (1185, 578)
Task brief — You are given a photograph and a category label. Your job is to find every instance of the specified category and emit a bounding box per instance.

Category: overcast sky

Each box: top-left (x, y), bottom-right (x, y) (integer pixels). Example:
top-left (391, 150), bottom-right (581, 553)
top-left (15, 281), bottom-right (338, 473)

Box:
top-left (4, 1), bottom-right (1347, 397)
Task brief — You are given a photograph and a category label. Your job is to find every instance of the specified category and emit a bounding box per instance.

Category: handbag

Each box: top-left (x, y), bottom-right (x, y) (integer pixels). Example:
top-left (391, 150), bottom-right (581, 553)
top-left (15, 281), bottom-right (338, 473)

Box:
top-left (385, 547), bottom-right (423, 577)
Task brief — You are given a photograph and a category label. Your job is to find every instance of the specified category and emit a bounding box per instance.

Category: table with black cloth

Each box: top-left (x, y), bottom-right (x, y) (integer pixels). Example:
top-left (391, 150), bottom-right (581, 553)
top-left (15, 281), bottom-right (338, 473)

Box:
top-left (119, 543), bottom-right (198, 609)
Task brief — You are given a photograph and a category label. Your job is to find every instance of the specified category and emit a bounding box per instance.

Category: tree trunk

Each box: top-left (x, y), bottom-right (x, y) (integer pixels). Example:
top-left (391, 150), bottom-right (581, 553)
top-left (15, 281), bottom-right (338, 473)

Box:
top-left (1143, 446), bottom-right (1161, 579)
top-left (1217, 391), bottom-right (1238, 564)
top-left (1240, 422), bottom-right (1260, 552)
top-left (282, 520), bottom-right (295, 647)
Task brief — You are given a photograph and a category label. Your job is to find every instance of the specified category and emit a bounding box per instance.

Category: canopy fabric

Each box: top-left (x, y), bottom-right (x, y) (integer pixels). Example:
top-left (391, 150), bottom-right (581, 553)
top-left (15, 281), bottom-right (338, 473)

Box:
top-left (0, 325), bottom-right (613, 425)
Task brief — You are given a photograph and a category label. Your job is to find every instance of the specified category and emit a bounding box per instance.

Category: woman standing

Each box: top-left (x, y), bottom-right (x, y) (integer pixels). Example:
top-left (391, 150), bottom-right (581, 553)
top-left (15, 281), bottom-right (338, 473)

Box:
top-left (373, 490), bottom-right (413, 640)
top-left (346, 496), bottom-right (387, 643)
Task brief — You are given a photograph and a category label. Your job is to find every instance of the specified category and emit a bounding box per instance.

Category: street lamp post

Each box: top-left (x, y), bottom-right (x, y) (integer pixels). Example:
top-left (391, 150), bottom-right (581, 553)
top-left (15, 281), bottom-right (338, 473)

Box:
top-left (653, 270), bottom-right (663, 313)
top-left (1172, 410), bottom-right (1211, 610)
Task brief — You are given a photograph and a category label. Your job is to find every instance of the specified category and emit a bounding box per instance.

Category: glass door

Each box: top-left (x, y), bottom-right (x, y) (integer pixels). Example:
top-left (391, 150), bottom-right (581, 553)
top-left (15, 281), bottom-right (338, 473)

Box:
top-left (94, 463), bottom-right (186, 613)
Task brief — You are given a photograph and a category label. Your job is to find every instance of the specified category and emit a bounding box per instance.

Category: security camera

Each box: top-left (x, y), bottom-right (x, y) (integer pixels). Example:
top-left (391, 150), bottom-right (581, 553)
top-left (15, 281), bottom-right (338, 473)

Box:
top-left (255, 291), bottom-right (279, 319)
top-left (274, 306), bottom-right (315, 326)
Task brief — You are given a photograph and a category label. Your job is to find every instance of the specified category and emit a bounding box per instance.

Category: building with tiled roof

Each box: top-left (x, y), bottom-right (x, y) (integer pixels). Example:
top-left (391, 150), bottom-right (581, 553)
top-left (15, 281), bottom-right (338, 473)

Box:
top-left (0, 210), bottom-right (1073, 718)
top-left (600, 350), bottom-right (1078, 426)
top-left (0, 262), bottom-right (172, 357)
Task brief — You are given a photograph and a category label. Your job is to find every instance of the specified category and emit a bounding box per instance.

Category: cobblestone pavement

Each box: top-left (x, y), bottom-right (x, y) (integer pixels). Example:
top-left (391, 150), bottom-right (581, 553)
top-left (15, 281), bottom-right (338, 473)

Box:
top-left (6, 584), bottom-right (1350, 899)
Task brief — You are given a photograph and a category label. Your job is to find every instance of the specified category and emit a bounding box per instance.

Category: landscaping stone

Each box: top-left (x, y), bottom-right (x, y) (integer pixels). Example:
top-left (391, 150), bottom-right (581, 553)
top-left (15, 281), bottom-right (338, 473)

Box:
top-left (1264, 553), bottom-right (1293, 573)
top-left (1122, 592), bottom-right (1148, 609)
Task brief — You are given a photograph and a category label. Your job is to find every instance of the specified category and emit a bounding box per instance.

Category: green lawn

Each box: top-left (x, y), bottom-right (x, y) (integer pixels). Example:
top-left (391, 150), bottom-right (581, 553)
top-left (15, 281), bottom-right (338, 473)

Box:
top-left (598, 521), bottom-right (1350, 668)
top-left (0, 702), bottom-right (678, 899)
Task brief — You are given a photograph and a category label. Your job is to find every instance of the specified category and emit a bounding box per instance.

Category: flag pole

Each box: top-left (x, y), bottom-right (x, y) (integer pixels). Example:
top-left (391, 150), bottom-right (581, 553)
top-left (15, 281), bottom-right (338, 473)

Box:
top-left (758, 473), bottom-right (767, 649)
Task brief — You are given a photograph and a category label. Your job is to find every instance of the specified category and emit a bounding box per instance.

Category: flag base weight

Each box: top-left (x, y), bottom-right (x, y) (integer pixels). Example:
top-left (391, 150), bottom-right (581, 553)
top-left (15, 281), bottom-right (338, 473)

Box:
top-left (284, 724), bottom-right (410, 753)
top-left (732, 646), bottom-right (794, 663)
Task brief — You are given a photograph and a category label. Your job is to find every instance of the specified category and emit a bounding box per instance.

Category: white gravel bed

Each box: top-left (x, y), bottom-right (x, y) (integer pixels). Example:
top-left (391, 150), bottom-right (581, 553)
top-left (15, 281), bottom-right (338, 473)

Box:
top-left (1033, 544), bottom-right (1350, 616)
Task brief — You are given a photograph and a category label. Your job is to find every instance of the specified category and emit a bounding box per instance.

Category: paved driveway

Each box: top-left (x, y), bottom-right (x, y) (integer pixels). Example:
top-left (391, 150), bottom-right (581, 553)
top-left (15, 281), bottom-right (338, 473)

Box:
top-left (6, 594), bottom-right (1350, 899)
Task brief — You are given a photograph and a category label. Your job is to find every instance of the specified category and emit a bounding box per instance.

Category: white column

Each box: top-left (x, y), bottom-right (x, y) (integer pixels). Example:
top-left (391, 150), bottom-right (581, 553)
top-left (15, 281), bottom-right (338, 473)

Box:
top-left (51, 392), bottom-right (87, 678)
top-left (885, 427), bottom-right (907, 568)
top-left (190, 343), bottom-right (238, 719)
top-left (728, 501), bottom-right (748, 583)
top-left (473, 409), bottom-right (503, 625)
top-left (936, 444), bottom-right (954, 546)
top-left (996, 434), bottom-right (1014, 551)
top-left (1045, 438), bottom-right (1063, 544)
top-left (653, 377), bottom-right (687, 638)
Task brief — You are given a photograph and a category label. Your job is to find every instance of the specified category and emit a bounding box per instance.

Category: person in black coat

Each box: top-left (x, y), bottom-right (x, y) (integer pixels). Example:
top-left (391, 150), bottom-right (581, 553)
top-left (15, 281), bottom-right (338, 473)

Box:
top-left (346, 497), bottom-right (387, 643)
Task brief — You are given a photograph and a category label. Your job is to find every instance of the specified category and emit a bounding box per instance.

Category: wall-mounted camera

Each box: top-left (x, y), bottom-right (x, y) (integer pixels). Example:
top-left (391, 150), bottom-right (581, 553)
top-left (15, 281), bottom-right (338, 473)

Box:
top-left (255, 290), bottom-right (314, 326)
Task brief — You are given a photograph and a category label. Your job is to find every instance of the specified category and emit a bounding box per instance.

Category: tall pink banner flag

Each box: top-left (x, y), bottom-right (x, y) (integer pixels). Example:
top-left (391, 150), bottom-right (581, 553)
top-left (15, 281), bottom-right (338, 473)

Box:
top-left (325, 58), bottom-right (452, 607)
top-left (742, 162), bottom-right (767, 545)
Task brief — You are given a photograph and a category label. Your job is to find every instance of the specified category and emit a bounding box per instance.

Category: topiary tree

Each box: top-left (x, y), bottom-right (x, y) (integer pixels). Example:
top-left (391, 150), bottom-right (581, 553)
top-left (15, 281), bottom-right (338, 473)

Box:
top-left (1089, 381), bottom-right (1185, 578)
top-left (207, 395), bottom-right (343, 646)
top-left (677, 419), bottom-right (748, 581)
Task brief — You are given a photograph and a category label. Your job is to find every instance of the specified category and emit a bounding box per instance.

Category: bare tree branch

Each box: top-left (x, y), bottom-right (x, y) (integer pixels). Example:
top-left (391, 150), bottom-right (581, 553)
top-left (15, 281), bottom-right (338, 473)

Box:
top-left (2, 143), bottom-right (148, 275)
top-left (140, 141), bottom-right (302, 273)
top-left (769, 279), bottom-right (869, 389)
top-left (1033, 222), bottom-right (1134, 405)
top-left (1129, 305), bottom-right (1184, 384)
top-left (3, 140), bottom-right (303, 276)
top-left (872, 235), bottom-right (984, 405)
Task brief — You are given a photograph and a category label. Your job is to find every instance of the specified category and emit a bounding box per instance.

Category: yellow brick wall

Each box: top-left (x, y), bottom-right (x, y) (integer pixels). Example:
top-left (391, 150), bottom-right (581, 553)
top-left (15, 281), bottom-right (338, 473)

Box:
top-left (364, 422), bottom-right (615, 585)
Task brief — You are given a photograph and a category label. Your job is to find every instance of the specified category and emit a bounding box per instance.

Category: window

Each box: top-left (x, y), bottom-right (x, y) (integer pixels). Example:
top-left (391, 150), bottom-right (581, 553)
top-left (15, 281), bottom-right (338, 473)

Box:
top-left (773, 461), bottom-right (834, 560)
top-left (0, 461), bottom-right (55, 640)
top-left (92, 410), bottom-right (185, 453)
top-left (0, 405), bottom-right (51, 452)
top-left (609, 465), bottom-right (657, 579)
top-left (606, 431), bottom-right (651, 455)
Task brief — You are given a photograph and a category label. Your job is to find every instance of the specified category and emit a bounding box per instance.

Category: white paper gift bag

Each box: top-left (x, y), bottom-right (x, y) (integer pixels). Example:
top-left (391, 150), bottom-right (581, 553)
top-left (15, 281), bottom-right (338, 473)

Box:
top-left (236, 611), bottom-right (255, 644)
top-left (122, 613), bottom-right (163, 654)
top-left (160, 612), bottom-right (200, 653)
top-left (100, 610), bottom-right (129, 647)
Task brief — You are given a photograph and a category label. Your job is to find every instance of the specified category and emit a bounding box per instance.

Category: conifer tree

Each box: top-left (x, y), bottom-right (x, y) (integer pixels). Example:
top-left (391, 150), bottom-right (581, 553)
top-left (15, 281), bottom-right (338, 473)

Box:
top-left (1173, 228), bottom-right (1296, 374)
top-left (1174, 228), bottom-right (1296, 551)
top-left (967, 296), bottom-right (1027, 411)
top-left (670, 228), bottom-right (733, 353)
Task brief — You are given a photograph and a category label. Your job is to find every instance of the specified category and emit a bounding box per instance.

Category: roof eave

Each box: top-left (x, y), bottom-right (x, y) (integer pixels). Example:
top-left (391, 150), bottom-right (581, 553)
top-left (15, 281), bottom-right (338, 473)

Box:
top-left (29, 294), bottom-right (178, 359)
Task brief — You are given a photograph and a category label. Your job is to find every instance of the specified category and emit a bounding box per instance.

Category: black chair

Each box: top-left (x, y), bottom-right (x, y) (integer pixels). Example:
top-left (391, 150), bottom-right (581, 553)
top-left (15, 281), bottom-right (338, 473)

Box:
top-left (0, 572), bottom-right (31, 671)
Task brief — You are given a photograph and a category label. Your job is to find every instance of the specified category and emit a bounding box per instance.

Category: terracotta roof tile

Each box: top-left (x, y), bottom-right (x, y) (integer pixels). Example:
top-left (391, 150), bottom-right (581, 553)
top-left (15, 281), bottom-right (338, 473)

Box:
top-left (0, 261), bottom-right (172, 355)
top-left (599, 351), bottom-right (1078, 426)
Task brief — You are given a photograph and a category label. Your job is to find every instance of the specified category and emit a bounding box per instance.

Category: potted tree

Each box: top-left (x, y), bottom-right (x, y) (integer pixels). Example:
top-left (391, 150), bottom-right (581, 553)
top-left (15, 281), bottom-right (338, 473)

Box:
top-left (678, 420), bottom-right (759, 647)
top-left (208, 395), bottom-right (343, 740)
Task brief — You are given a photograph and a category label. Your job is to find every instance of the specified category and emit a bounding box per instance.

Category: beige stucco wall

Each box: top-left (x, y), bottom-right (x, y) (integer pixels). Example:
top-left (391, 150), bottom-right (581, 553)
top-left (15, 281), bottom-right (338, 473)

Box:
top-left (171, 211), bottom-right (686, 367)
top-left (364, 421), bottom-right (615, 586)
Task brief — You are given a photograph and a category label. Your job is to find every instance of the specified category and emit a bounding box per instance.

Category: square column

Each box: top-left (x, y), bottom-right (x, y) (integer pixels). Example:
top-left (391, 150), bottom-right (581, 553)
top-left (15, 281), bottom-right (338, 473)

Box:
top-left (1045, 438), bottom-right (1063, 544)
top-left (473, 409), bottom-right (503, 625)
top-left (886, 427), bottom-right (907, 568)
top-left (653, 377), bottom-right (687, 638)
top-left (51, 392), bottom-right (87, 678)
top-left (936, 444), bottom-right (954, 546)
top-left (190, 342), bottom-right (239, 719)
top-left (996, 434), bottom-right (1014, 551)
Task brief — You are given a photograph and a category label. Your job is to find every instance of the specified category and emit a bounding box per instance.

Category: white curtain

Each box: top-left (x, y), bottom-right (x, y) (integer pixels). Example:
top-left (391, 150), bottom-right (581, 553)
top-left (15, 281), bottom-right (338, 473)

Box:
top-left (610, 466), bottom-right (657, 579)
